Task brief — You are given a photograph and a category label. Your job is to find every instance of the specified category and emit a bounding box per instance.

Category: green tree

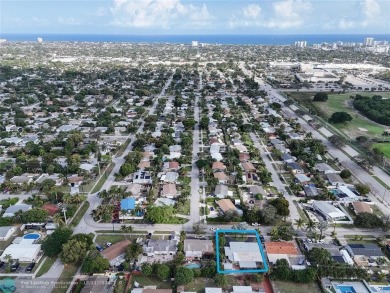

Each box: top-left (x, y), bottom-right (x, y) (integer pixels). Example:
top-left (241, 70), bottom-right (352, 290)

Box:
top-left (354, 212), bottom-right (383, 228)
top-left (340, 169), bottom-right (352, 179)
top-left (82, 253), bottom-right (110, 274)
top-left (145, 205), bottom-right (175, 223)
top-left (174, 266), bottom-right (194, 285)
top-left (42, 227), bottom-right (72, 257)
top-left (214, 274), bottom-right (228, 288)
top-left (313, 92), bottom-right (328, 102)
top-left (329, 112), bottom-right (353, 123)
top-left (157, 264), bottom-right (171, 281)
top-left (269, 198), bottom-right (290, 217)
top-left (308, 247), bottom-right (332, 265)
top-left (355, 183), bottom-right (371, 196)
top-left (61, 239), bottom-right (87, 264)
top-left (142, 263), bottom-right (153, 276)
top-left (20, 208), bottom-right (49, 223)
top-left (125, 242), bottom-right (143, 260)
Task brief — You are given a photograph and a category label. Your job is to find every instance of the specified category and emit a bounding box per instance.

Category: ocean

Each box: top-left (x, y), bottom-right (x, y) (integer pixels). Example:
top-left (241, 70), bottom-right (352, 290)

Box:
top-left (1, 34), bottom-right (390, 45)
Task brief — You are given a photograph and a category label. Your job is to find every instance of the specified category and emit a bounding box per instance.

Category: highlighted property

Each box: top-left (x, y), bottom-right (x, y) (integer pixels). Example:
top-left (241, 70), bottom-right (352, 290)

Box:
top-left (215, 229), bottom-right (269, 274)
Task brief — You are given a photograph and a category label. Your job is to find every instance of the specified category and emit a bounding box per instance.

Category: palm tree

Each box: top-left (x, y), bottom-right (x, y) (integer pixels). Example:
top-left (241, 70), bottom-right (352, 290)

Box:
top-left (318, 221), bottom-right (328, 239)
top-left (306, 220), bottom-right (317, 232)
top-left (294, 218), bottom-right (305, 230)
top-left (53, 213), bottom-right (65, 226)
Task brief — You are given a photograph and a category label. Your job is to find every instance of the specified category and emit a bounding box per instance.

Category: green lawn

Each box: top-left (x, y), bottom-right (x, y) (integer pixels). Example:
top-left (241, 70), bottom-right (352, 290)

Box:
top-left (91, 163), bottom-right (114, 193)
top-left (95, 234), bottom-right (135, 245)
top-left (373, 143), bottom-right (390, 158)
top-left (288, 91), bottom-right (389, 139)
top-left (316, 92), bottom-right (388, 138)
top-left (176, 199), bottom-right (191, 215)
top-left (184, 278), bottom-right (217, 293)
top-left (273, 281), bottom-right (322, 293)
top-left (52, 264), bottom-right (79, 293)
top-left (69, 201), bottom-right (90, 227)
top-left (131, 275), bottom-right (172, 289)
top-left (35, 257), bottom-right (57, 277)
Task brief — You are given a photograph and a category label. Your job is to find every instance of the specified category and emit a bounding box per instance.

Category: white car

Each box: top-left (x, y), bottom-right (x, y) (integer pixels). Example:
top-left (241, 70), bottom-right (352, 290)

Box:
top-left (210, 227), bottom-right (216, 231)
top-left (106, 242), bottom-right (112, 247)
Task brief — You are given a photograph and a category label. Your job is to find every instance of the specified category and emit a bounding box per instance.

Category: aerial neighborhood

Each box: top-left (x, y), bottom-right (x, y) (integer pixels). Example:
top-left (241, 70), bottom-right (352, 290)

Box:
top-left (0, 39), bottom-right (389, 293)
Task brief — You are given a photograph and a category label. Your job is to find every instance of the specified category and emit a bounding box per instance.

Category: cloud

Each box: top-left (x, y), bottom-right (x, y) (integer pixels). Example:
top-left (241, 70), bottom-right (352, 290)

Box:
top-left (110, 0), bottom-right (212, 28)
top-left (58, 17), bottom-right (82, 25)
top-left (242, 4), bottom-right (261, 19)
top-left (265, 0), bottom-right (311, 28)
top-left (96, 7), bottom-right (108, 17)
top-left (338, 18), bottom-right (356, 29)
top-left (361, 0), bottom-right (381, 20)
top-left (229, 4), bottom-right (262, 28)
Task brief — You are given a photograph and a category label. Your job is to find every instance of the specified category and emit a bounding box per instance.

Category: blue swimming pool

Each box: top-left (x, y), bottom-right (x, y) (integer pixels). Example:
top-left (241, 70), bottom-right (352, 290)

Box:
top-left (184, 263), bottom-right (201, 269)
top-left (23, 233), bottom-right (41, 240)
top-left (337, 286), bottom-right (357, 293)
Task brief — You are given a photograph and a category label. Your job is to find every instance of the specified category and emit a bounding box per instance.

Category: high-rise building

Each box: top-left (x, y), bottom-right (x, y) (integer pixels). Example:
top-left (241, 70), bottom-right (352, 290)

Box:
top-left (364, 37), bottom-right (374, 46)
top-left (294, 41), bottom-right (307, 48)
top-left (192, 41), bottom-right (198, 47)
top-left (37, 37), bottom-right (43, 43)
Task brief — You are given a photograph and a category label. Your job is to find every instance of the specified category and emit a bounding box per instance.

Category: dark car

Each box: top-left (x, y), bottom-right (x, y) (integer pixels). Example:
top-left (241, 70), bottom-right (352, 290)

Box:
top-left (26, 262), bottom-right (35, 273)
top-left (11, 262), bottom-right (19, 272)
top-left (117, 264), bottom-right (124, 272)
top-left (146, 233), bottom-right (152, 239)
top-left (96, 244), bottom-right (104, 252)
top-left (259, 235), bottom-right (265, 243)
top-left (0, 261), bottom-right (4, 269)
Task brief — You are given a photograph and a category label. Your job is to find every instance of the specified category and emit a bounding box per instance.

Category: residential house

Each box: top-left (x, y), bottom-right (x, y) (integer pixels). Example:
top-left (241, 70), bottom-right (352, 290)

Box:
top-left (132, 170), bottom-right (152, 185)
top-left (0, 226), bottom-right (17, 241)
top-left (287, 162), bottom-right (304, 174)
top-left (224, 242), bottom-right (264, 269)
top-left (214, 172), bottom-right (228, 184)
top-left (346, 243), bottom-right (386, 266)
top-left (312, 201), bottom-right (347, 221)
top-left (2, 204), bottom-right (32, 217)
top-left (161, 184), bottom-right (177, 198)
top-left (184, 239), bottom-right (214, 259)
top-left (214, 184), bottom-right (231, 199)
top-left (281, 153), bottom-right (296, 163)
top-left (161, 172), bottom-right (179, 183)
top-left (315, 163), bottom-right (336, 174)
top-left (143, 239), bottom-right (178, 256)
top-left (249, 185), bottom-right (266, 197)
top-left (212, 162), bottom-right (226, 172)
top-left (101, 240), bottom-right (132, 266)
top-left (352, 202), bottom-right (373, 214)
top-left (326, 173), bottom-right (345, 186)
top-left (163, 161), bottom-right (180, 172)
top-left (126, 183), bottom-right (143, 196)
top-left (216, 199), bottom-right (242, 216)
top-left (241, 162), bottom-right (256, 173)
top-left (265, 242), bottom-right (303, 269)
top-left (239, 153), bottom-right (250, 162)
top-left (304, 185), bottom-right (320, 197)
top-left (294, 174), bottom-right (311, 185)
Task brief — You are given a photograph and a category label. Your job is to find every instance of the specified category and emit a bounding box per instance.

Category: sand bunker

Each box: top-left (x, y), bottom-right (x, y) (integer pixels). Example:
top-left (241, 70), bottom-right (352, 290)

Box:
top-left (358, 127), bottom-right (368, 132)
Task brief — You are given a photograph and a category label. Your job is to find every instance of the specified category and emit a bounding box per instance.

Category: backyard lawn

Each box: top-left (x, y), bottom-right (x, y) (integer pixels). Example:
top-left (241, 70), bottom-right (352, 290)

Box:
top-left (273, 281), bottom-right (322, 293)
top-left (131, 275), bottom-right (172, 289)
top-left (373, 143), bottom-right (390, 158)
top-left (52, 264), bottom-right (79, 293)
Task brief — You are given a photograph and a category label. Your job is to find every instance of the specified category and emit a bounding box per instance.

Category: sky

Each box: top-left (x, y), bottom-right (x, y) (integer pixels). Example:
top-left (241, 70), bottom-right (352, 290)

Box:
top-left (1, 0), bottom-right (390, 34)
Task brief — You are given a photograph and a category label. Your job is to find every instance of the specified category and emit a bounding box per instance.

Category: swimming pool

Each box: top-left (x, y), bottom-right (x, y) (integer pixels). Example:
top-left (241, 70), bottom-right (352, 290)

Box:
top-left (337, 286), bottom-right (357, 293)
top-left (23, 233), bottom-right (41, 240)
top-left (184, 263), bottom-right (201, 269)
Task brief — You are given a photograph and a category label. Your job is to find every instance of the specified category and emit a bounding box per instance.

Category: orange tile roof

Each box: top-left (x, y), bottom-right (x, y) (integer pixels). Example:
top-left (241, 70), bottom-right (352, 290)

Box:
top-left (352, 202), bottom-right (373, 214)
top-left (212, 162), bottom-right (226, 170)
top-left (216, 199), bottom-right (236, 212)
top-left (265, 242), bottom-right (298, 255)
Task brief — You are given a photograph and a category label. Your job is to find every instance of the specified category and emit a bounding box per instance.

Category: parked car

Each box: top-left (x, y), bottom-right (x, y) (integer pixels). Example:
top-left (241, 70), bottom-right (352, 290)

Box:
top-left (298, 259), bottom-right (305, 265)
top-left (11, 262), bottom-right (19, 272)
top-left (96, 244), bottom-right (104, 252)
top-left (26, 262), bottom-right (35, 272)
top-left (106, 242), bottom-right (112, 247)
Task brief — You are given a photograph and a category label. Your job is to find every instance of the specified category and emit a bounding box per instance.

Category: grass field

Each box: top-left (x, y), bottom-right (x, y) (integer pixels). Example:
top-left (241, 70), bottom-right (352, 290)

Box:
top-left (131, 275), bottom-right (172, 289)
top-left (69, 201), bottom-right (90, 227)
top-left (52, 264), bottom-right (79, 293)
top-left (373, 143), bottom-right (390, 158)
top-left (35, 257), bottom-right (57, 277)
top-left (289, 91), bottom-right (390, 139)
top-left (91, 163), bottom-right (114, 193)
top-left (273, 281), bottom-right (322, 293)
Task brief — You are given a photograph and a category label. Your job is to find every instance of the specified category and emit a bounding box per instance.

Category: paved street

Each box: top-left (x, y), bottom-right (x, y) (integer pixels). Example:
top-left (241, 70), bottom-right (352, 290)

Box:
top-left (186, 71), bottom-right (203, 228)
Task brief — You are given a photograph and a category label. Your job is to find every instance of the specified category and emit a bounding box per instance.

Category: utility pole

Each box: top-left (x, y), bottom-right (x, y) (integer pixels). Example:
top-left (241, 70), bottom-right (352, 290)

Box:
top-left (62, 208), bottom-right (67, 226)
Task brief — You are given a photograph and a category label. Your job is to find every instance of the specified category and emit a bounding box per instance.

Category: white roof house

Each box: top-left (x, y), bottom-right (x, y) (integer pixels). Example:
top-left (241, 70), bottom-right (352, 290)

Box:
top-left (224, 242), bottom-right (263, 269)
top-left (0, 226), bottom-right (17, 241)
top-left (312, 201), bottom-right (346, 221)
top-left (0, 242), bottom-right (41, 262)
top-left (205, 288), bottom-right (222, 293)
top-left (3, 204), bottom-right (32, 217)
